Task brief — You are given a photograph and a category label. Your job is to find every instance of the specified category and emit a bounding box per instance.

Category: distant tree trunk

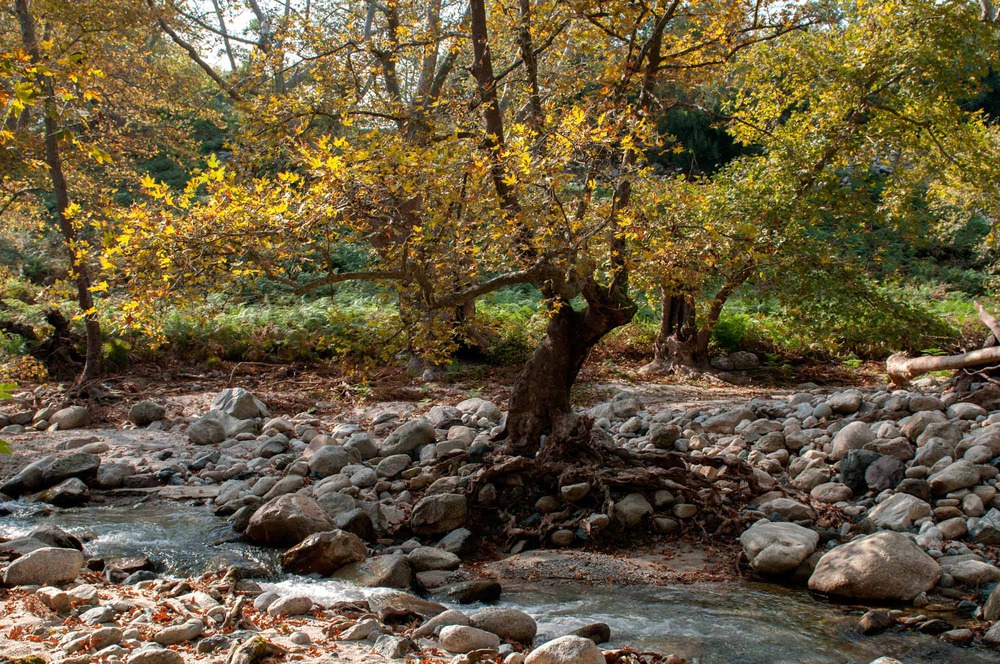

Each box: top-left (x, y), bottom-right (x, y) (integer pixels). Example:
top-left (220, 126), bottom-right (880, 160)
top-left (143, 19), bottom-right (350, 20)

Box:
top-left (506, 280), bottom-right (637, 455)
top-left (640, 292), bottom-right (709, 374)
top-left (16, 0), bottom-right (102, 383)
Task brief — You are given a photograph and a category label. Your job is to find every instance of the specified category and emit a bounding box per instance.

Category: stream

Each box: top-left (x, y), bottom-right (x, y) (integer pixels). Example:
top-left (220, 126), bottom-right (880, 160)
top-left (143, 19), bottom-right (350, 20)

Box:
top-left (1, 500), bottom-right (994, 664)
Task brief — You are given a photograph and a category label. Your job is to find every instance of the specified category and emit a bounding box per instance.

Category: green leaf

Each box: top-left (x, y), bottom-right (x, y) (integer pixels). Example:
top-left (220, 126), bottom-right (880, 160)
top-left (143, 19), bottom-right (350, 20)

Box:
top-left (0, 439), bottom-right (10, 455)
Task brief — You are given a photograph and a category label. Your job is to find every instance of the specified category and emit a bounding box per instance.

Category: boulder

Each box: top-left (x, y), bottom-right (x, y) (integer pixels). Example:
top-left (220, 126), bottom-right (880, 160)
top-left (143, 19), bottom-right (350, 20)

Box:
top-left (154, 619), bottom-right (203, 645)
top-left (1, 455), bottom-right (56, 495)
top-left (739, 522), bottom-right (819, 575)
top-left (128, 401), bottom-right (166, 426)
top-left (867, 493), bottom-right (932, 531)
top-left (970, 508), bottom-right (1000, 544)
top-left (41, 453), bottom-right (100, 486)
top-left (828, 391), bottom-right (863, 415)
top-left (335, 554), bottom-right (413, 589)
top-left (525, 635), bottom-right (605, 664)
top-left (411, 494), bottom-right (468, 535)
top-left (212, 387), bottom-right (269, 420)
top-left (280, 529), bottom-right (367, 575)
top-left (2, 547), bottom-right (85, 587)
top-left (864, 456), bottom-right (905, 493)
top-left (379, 418), bottom-right (436, 457)
top-left (245, 494), bottom-right (335, 546)
top-left (309, 446), bottom-right (352, 477)
top-left (702, 407), bottom-right (754, 434)
top-left (127, 648), bottom-right (184, 664)
top-left (470, 607), bottom-right (538, 643)
top-left (187, 414), bottom-right (227, 446)
top-left (939, 557), bottom-right (1000, 586)
top-left (408, 546), bottom-right (460, 572)
top-left (267, 595), bottom-right (313, 616)
top-left (36, 477), bottom-right (90, 506)
top-left (808, 531), bottom-right (940, 601)
top-left (831, 422), bottom-right (875, 461)
top-left (927, 459), bottom-right (980, 495)
top-left (758, 497), bottom-right (815, 521)
top-left (810, 482), bottom-right (852, 504)
top-left (612, 493), bottom-right (653, 528)
top-left (439, 625), bottom-right (501, 654)
top-left (839, 449), bottom-right (881, 495)
top-left (50, 405), bottom-right (91, 430)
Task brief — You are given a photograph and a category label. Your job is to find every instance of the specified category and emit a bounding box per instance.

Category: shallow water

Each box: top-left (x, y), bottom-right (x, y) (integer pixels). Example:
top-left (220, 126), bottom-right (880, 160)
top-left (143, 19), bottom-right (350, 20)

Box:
top-left (2, 500), bottom-right (996, 664)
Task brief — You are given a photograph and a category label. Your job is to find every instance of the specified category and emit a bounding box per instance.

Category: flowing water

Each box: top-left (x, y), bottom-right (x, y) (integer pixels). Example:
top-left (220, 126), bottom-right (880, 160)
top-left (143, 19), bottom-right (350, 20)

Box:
top-left (1, 500), bottom-right (996, 664)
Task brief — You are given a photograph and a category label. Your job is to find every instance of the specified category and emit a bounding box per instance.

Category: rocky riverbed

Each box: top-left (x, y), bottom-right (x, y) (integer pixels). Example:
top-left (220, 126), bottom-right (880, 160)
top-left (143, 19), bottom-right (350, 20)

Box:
top-left (3, 377), bottom-right (1000, 663)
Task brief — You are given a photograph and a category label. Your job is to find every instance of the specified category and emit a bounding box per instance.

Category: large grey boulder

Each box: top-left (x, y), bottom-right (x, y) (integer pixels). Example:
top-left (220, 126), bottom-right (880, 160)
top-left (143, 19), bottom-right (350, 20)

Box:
top-left (379, 418), bottom-right (436, 457)
top-left (189, 408), bottom-right (256, 445)
top-left (828, 391), bottom-right (863, 415)
top-left (831, 422), bottom-right (875, 461)
top-left (739, 522), bottom-right (819, 575)
top-left (245, 494), bottom-right (335, 546)
top-left (309, 445), bottom-right (352, 477)
top-left (50, 406), bottom-right (91, 430)
top-left (128, 401), bottom-right (166, 426)
top-left (456, 398), bottom-right (502, 422)
top-left (470, 607), bottom-right (537, 643)
top-left (613, 493), bottom-right (653, 527)
top-left (42, 453), bottom-right (100, 487)
top-left (212, 387), bottom-right (269, 420)
top-left (868, 493), bottom-right (932, 531)
top-left (1, 455), bottom-right (56, 496)
top-left (187, 413), bottom-right (227, 445)
top-left (970, 508), bottom-right (1000, 544)
top-left (702, 407), bottom-right (755, 434)
top-left (808, 531), bottom-right (940, 602)
top-left (525, 635), bottom-right (605, 664)
top-left (928, 459), bottom-right (980, 495)
top-left (280, 529), bottom-right (367, 575)
top-left (840, 449), bottom-right (881, 495)
top-left (36, 477), bottom-right (90, 506)
top-left (2, 547), bottom-right (85, 587)
top-left (439, 625), bottom-right (500, 654)
top-left (411, 494), bottom-right (468, 535)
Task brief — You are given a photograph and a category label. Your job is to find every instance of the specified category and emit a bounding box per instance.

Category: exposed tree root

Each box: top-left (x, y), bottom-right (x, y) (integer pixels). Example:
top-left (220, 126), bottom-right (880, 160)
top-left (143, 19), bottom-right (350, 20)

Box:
top-left (458, 413), bottom-right (760, 549)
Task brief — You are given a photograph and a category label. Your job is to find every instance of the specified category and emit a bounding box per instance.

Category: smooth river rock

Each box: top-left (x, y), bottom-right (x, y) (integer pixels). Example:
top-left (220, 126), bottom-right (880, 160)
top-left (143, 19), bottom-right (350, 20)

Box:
top-left (808, 531), bottom-right (940, 601)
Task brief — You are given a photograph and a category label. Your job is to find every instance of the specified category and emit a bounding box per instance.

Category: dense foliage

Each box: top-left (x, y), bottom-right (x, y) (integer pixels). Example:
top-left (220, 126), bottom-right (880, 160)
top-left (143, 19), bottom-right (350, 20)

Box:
top-left (1, 0), bottom-right (999, 385)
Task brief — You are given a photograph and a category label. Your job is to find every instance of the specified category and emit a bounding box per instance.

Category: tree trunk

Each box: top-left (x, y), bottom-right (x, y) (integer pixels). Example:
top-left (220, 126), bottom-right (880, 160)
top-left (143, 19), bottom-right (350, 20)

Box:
top-left (16, 0), bottom-right (102, 383)
top-left (640, 292), bottom-right (708, 374)
top-left (506, 281), bottom-right (637, 456)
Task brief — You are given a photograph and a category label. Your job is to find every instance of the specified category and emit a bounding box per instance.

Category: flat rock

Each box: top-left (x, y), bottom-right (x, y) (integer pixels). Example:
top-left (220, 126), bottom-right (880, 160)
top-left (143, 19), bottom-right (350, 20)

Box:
top-left (3, 547), bottom-right (85, 587)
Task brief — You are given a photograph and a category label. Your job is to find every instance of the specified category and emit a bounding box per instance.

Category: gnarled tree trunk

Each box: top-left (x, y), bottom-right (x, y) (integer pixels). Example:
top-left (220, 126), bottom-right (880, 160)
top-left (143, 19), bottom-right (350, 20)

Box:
top-left (640, 292), bottom-right (709, 374)
top-left (505, 280), bottom-right (637, 456)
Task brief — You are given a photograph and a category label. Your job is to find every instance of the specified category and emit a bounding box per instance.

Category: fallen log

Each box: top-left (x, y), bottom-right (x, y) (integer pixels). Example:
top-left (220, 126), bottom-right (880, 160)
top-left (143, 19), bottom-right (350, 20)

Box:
top-left (976, 300), bottom-right (1000, 347)
top-left (887, 347), bottom-right (1000, 386)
